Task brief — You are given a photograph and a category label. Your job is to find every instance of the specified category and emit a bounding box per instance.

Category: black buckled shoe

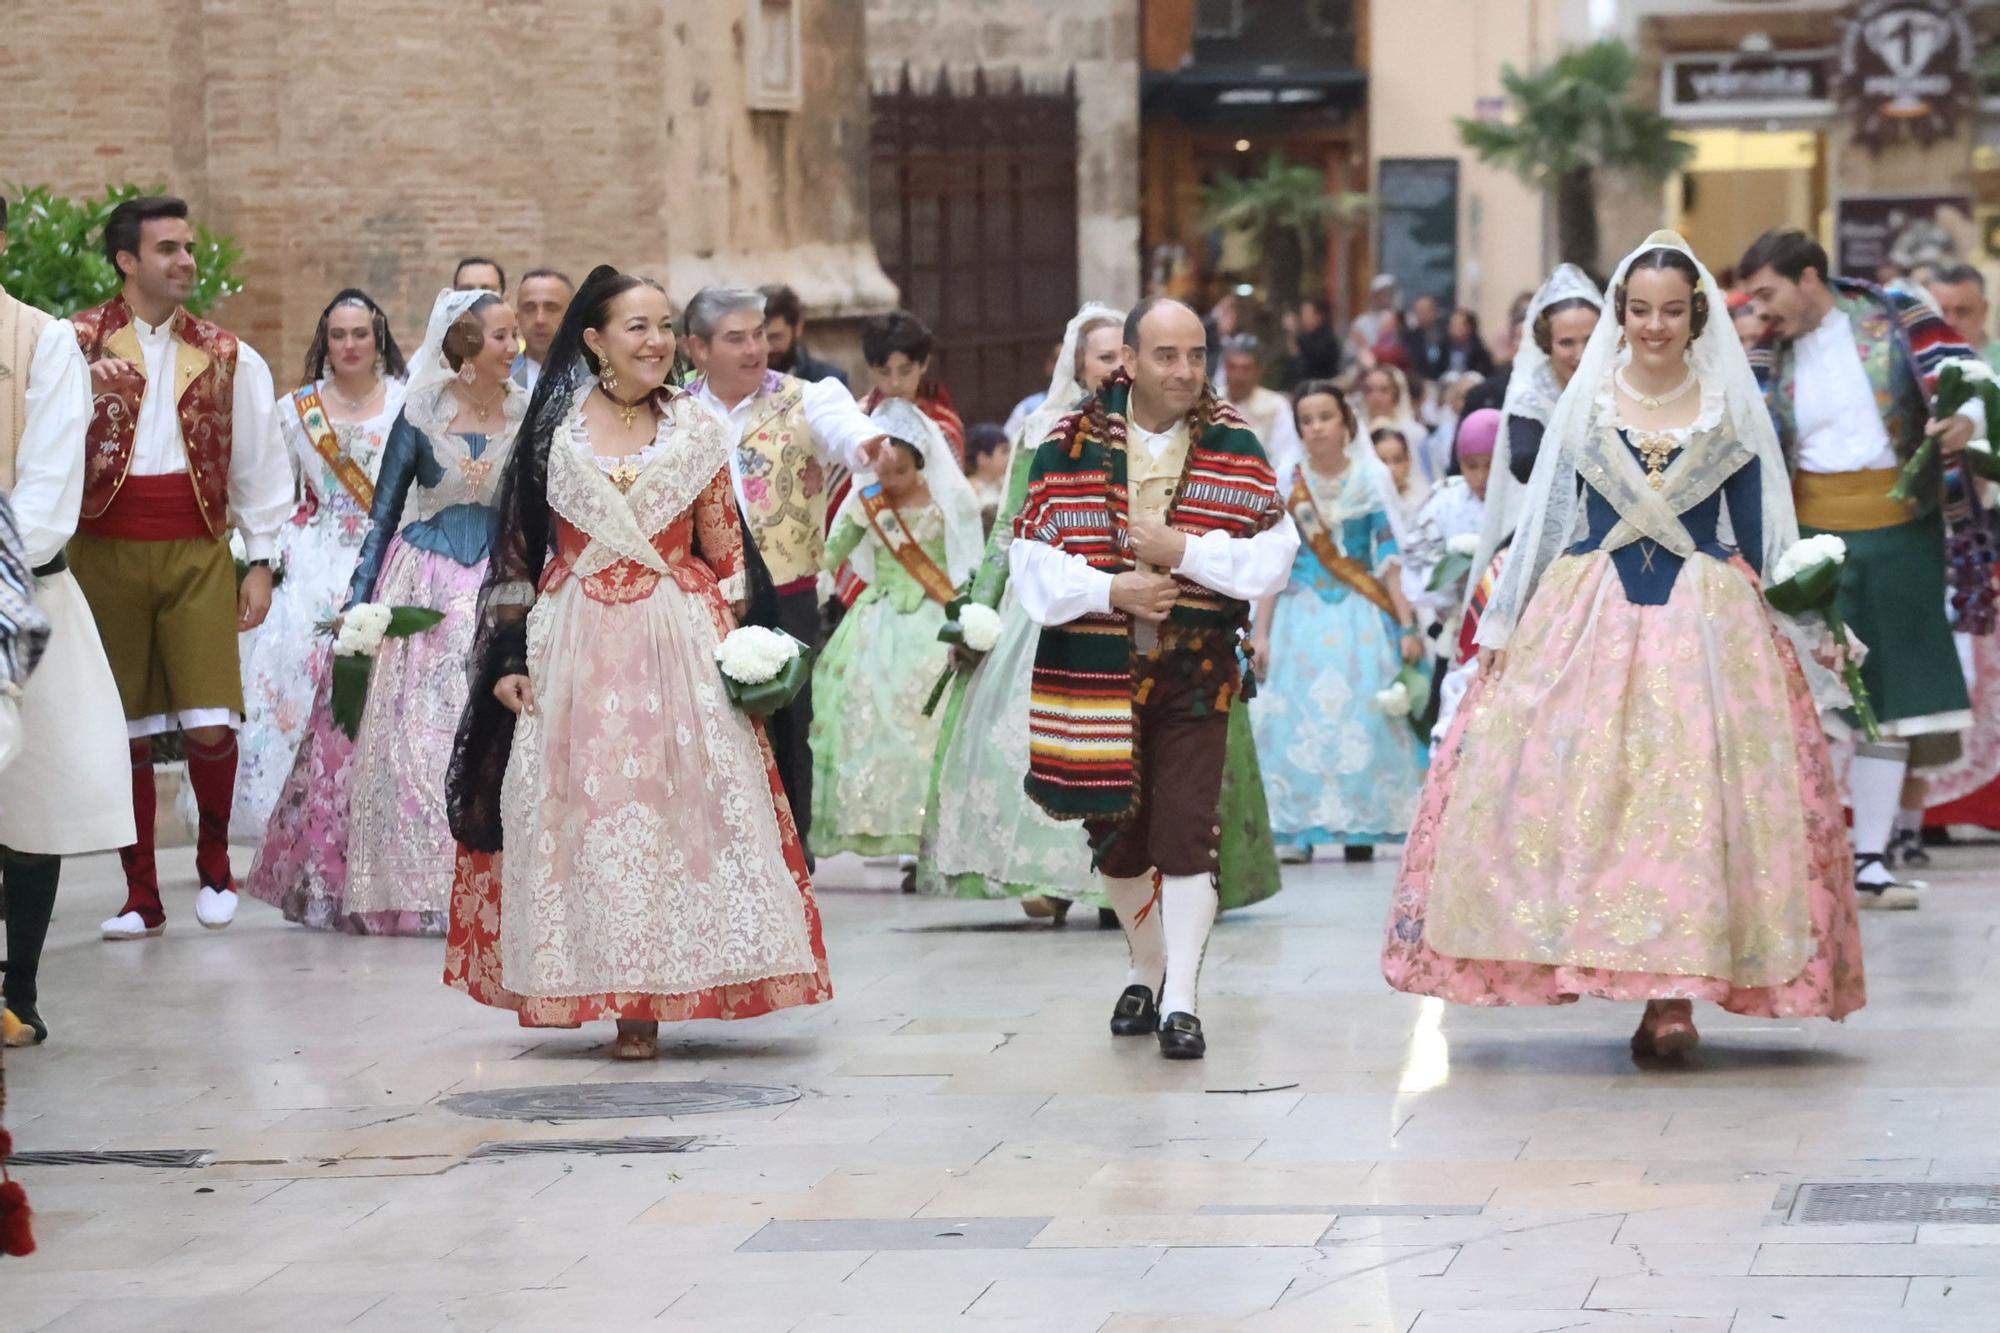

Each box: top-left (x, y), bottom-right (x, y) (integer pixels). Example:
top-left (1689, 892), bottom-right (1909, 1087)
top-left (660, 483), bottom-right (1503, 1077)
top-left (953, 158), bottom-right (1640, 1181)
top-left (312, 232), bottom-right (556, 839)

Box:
top-left (1157, 1011), bottom-right (1206, 1060)
top-left (1109, 984), bottom-right (1159, 1036)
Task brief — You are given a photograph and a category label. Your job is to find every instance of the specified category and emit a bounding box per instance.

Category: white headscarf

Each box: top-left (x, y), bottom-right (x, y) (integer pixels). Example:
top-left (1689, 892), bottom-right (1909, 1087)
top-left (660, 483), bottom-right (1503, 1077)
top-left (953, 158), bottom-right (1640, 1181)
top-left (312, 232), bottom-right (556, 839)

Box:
top-left (400, 287), bottom-right (527, 439)
top-left (1469, 265), bottom-right (1605, 607)
top-left (1016, 302), bottom-right (1125, 461)
top-left (835, 395), bottom-right (986, 589)
top-left (1478, 232), bottom-right (1808, 672)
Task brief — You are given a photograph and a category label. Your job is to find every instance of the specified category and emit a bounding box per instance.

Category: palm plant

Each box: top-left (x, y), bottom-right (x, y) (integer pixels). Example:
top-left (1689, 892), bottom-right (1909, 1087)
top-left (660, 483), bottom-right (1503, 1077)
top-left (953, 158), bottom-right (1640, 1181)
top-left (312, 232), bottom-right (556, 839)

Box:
top-left (1203, 152), bottom-right (1371, 309)
top-left (1457, 40), bottom-right (1692, 275)
top-left (1, 184), bottom-right (244, 317)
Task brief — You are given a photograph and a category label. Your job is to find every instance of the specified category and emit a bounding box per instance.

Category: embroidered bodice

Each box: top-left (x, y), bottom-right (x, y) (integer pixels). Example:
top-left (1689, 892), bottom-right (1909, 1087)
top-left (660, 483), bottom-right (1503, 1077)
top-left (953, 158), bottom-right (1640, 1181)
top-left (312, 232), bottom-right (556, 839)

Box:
top-left (539, 395), bottom-right (742, 608)
top-left (828, 501), bottom-right (950, 614)
top-left (348, 390), bottom-right (522, 603)
top-left (1569, 424), bottom-right (1764, 606)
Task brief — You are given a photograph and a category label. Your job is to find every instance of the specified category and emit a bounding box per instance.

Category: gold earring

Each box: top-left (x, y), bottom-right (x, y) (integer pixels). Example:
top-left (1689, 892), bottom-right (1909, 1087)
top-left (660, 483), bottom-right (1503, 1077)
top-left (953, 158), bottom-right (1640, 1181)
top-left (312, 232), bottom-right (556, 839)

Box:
top-left (597, 347), bottom-right (619, 395)
top-left (1617, 332), bottom-right (1628, 352)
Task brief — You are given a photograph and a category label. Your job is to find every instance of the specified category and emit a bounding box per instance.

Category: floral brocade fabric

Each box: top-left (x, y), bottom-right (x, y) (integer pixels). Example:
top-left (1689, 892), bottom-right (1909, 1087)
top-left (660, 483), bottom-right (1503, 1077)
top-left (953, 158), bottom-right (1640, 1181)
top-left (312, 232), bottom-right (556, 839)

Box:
top-left (1383, 551), bottom-right (1864, 1017)
top-left (443, 410), bottom-right (829, 1026)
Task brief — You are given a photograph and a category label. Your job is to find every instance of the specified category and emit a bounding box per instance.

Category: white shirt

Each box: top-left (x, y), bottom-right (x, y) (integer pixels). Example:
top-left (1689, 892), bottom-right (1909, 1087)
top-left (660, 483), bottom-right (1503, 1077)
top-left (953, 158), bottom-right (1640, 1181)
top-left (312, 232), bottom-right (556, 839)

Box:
top-left (14, 320), bottom-right (90, 568)
top-left (513, 356), bottom-right (542, 392)
top-left (1008, 417), bottom-right (1300, 626)
top-left (1794, 307), bottom-right (1986, 475)
top-left (692, 374), bottom-right (882, 511)
top-left (1794, 310), bottom-right (1899, 475)
top-left (127, 314), bottom-right (292, 561)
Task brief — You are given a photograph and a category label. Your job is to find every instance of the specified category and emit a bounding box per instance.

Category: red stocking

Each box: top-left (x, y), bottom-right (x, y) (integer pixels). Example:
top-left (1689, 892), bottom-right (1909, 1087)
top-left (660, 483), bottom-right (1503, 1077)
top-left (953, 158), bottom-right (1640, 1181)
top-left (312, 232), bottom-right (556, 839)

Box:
top-left (118, 738), bottom-right (162, 925)
top-left (183, 732), bottom-right (239, 892)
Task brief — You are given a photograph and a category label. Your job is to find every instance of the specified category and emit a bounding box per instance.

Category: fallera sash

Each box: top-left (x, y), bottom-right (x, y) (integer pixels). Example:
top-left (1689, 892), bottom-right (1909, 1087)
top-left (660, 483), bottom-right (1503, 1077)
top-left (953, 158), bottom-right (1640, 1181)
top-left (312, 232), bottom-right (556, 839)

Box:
top-left (292, 385), bottom-right (375, 510)
top-left (858, 483), bottom-right (957, 606)
top-left (1288, 472), bottom-right (1396, 616)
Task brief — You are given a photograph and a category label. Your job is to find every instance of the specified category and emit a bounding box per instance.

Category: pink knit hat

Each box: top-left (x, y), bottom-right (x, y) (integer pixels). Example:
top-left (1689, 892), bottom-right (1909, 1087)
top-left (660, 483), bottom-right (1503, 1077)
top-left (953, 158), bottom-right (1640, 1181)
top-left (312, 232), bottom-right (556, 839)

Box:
top-left (1455, 408), bottom-right (1502, 460)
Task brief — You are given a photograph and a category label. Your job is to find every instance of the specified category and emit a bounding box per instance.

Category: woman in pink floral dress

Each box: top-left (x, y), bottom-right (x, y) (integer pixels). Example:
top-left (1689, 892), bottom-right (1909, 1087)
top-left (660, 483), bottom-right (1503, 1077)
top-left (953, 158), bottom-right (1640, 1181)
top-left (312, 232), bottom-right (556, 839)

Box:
top-left (1382, 234), bottom-right (1865, 1059)
top-left (445, 267), bottom-right (832, 1060)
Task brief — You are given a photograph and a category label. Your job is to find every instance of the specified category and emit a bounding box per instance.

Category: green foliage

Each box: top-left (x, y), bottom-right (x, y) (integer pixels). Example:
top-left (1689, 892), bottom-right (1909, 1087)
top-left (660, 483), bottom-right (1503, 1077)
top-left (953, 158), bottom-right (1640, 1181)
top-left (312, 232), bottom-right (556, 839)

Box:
top-left (0, 184), bottom-right (245, 317)
top-left (1456, 41), bottom-right (1693, 189)
top-left (1202, 152), bottom-right (1371, 242)
top-left (1201, 152), bottom-right (1371, 306)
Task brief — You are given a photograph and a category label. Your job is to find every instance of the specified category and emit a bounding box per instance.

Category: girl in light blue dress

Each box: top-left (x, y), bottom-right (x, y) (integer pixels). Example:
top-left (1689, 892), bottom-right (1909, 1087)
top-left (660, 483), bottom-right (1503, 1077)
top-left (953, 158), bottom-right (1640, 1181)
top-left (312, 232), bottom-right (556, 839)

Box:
top-left (1250, 381), bottom-right (1428, 861)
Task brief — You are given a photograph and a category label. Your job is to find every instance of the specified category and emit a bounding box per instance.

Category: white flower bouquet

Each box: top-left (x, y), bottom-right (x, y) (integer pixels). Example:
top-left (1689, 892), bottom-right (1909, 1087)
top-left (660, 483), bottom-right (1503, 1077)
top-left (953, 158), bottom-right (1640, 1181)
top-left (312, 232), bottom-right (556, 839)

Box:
top-left (923, 597), bottom-right (1000, 716)
top-left (1426, 532), bottom-right (1482, 594)
top-left (1765, 535), bottom-right (1879, 741)
top-left (324, 602), bottom-right (447, 738)
top-left (715, 625), bottom-right (810, 715)
top-left (1373, 660), bottom-right (1434, 739)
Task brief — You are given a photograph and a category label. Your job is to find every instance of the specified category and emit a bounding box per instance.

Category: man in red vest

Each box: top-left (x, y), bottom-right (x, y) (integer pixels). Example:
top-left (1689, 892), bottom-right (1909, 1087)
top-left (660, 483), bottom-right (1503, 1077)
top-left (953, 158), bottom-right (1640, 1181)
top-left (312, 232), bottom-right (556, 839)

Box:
top-left (68, 197), bottom-right (293, 939)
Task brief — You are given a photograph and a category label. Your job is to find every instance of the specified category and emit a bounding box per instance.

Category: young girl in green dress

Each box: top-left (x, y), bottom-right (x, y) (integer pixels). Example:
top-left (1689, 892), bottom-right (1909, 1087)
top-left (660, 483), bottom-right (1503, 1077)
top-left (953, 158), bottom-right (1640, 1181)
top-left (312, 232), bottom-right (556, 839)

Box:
top-left (809, 397), bottom-right (983, 863)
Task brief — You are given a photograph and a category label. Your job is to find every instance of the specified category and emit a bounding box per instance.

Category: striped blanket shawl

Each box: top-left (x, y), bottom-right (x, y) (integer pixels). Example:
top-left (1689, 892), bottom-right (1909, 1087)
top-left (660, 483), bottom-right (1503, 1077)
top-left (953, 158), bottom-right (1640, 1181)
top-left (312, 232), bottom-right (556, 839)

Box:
top-left (1013, 371), bottom-right (1280, 820)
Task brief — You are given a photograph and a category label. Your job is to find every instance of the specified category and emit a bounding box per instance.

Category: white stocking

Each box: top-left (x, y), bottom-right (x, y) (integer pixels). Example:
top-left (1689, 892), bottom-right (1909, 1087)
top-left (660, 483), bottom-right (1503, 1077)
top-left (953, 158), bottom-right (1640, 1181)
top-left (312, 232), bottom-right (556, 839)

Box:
top-left (1100, 872), bottom-right (1164, 991)
top-left (1159, 873), bottom-right (1219, 1017)
top-left (1850, 740), bottom-right (1908, 886)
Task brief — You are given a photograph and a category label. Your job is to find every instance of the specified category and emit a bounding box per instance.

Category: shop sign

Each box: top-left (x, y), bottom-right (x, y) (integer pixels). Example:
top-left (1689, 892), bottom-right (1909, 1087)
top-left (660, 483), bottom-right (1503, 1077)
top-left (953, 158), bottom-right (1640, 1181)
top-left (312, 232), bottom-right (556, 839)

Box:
top-left (1662, 51), bottom-right (1833, 121)
top-left (1837, 0), bottom-right (1976, 151)
top-left (1835, 193), bottom-right (1973, 279)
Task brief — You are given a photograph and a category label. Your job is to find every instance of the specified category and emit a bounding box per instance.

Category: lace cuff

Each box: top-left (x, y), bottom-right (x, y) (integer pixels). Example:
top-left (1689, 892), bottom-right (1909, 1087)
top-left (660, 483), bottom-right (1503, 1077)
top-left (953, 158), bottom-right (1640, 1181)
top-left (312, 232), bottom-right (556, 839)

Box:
top-left (718, 571), bottom-right (748, 603)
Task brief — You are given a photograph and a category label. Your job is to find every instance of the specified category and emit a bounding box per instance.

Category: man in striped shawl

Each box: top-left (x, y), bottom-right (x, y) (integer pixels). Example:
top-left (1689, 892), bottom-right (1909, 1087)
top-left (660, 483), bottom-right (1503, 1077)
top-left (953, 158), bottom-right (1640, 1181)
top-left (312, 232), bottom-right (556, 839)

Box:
top-left (1010, 297), bottom-right (1298, 1059)
top-left (1743, 229), bottom-right (1987, 911)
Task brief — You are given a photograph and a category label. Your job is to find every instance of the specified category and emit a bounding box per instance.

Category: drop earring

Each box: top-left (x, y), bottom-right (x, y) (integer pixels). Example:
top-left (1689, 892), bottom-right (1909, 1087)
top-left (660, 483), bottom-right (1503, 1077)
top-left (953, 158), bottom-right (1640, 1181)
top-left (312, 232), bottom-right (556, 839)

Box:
top-left (597, 347), bottom-right (620, 395)
top-left (458, 362), bottom-right (476, 385)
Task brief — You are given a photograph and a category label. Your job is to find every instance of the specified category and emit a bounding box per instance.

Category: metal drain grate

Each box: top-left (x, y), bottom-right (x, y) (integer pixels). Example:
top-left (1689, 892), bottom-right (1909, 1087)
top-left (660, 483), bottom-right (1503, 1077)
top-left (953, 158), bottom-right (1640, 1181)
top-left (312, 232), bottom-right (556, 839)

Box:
top-left (468, 1135), bottom-right (700, 1160)
top-left (442, 1080), bottom-right (800, 1123)
top-left (9, 1148), bottom-right (209, 1169)
top-left (1790, 1183), bottom-right (2000, 1224)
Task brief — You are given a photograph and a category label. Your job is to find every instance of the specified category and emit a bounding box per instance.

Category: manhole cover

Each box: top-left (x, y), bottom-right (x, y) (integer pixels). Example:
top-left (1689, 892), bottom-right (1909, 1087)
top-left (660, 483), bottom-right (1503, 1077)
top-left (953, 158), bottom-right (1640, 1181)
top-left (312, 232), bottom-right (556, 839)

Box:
top-left (468, 1135), bottom-right (700, 1160)
top-left (442, 1080), bottom-right (799, 1122)
top-left (1790, 1183), bottom-right (2000, 1224)
top-left (9, 1149), bottom-right (209, 1169)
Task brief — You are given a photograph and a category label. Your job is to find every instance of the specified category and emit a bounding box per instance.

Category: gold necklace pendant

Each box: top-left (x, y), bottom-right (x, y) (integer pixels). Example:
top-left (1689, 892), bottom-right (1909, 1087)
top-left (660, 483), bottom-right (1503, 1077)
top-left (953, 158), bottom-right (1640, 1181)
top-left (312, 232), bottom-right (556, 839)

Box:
top-left (1635, 431), bottom-right (1676, 489)
top-left (607, 457), bottom-right (643, 494)
top-left (600, 384), bottom-right (649, 430)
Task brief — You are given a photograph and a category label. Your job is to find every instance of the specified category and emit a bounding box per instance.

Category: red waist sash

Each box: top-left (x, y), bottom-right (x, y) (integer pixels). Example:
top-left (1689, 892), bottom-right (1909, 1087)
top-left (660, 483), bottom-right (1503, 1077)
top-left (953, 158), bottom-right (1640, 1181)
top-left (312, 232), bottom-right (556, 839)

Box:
top-left (76, 473), bottom-right (212, 542)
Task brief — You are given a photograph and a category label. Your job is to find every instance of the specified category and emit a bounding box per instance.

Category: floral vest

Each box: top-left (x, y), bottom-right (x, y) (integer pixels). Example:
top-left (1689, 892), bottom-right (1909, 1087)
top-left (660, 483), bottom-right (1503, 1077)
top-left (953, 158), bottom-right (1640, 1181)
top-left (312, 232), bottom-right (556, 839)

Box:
top-left (1014, 372), bottom-right (1281, 820)
top-left (71, 297), bottom-right (239, 536)
top-left (717, 371), bottom-right (827, 587)
top-left (0, 287), bottom-right (52, 491)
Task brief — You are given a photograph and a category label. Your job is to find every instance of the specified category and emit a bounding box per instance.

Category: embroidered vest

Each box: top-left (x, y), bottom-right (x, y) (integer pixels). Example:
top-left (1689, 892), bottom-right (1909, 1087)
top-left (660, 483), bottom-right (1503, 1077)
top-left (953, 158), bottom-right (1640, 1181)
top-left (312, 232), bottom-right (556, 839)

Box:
top-left (1764, 283), bottom-right (1928, 470)
top-left (71, 297), bottom-right (239, 536)
top-left (1014, 372), bottom-right (1280, 820)
top-left (725, 372), bottom-right (828, 586)
top-left (0, 287), bottom-right (52, 491)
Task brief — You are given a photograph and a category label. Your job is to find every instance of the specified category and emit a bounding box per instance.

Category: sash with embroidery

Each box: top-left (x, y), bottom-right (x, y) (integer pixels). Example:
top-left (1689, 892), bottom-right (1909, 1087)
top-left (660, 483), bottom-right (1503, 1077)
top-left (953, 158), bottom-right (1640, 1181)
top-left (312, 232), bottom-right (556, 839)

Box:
top-left (292, 386), bottom-right (375, 510)
top-left (858, 483), bottom-right (957, 605)
top-left (1287, 473), bottom-right (1395, 616)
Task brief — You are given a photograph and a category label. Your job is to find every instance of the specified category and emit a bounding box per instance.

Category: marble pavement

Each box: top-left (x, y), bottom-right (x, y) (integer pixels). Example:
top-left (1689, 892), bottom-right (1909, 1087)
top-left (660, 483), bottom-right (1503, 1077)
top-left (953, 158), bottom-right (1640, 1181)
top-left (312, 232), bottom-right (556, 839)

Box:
top-left (5, 840), bottom-right (2000, 1331)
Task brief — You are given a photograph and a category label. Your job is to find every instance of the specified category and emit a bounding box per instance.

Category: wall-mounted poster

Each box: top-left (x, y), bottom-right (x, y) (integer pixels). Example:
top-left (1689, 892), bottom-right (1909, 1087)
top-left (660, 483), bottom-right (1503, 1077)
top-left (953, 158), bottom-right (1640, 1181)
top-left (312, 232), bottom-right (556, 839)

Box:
top-left (1835, 193), bottom-right (1974, 279)
top-left (1376, 158), bottom-right (1458, 309)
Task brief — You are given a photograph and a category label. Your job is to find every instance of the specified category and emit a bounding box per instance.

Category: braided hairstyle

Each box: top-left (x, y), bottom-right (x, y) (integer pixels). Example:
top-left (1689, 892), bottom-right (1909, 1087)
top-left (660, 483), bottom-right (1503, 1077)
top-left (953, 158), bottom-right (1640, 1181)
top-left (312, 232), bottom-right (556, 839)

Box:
top-left (1614, 247), bottom-right (1709, 340)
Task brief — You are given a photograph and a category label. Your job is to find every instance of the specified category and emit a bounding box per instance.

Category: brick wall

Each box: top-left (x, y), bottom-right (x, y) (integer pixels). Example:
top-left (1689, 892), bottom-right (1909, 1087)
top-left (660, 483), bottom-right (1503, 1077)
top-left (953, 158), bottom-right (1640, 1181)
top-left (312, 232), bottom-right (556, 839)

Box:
top-left (0, 1), bottom-right (891, 389)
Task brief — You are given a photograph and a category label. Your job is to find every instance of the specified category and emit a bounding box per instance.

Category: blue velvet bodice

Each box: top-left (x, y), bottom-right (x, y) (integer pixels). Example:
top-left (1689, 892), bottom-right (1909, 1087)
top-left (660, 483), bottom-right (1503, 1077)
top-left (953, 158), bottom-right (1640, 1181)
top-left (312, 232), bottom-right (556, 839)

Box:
top-left (346, 418), bottom-right (503, 606)
top-left (1566, 432), bottom-right (1764, 605)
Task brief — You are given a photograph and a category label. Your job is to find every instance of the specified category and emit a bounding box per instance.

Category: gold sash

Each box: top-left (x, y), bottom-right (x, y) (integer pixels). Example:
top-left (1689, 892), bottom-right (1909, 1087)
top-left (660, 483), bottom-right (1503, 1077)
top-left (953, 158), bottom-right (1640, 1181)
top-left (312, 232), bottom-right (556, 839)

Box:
top-left (858, 483), bottom-right (957, 606)
top-left (1287, 473), bottom-right (1396, 616)
top-left (293, 386), bottom-right (376, 510)
top-left (1793, 468), bottom-right (1915, 532)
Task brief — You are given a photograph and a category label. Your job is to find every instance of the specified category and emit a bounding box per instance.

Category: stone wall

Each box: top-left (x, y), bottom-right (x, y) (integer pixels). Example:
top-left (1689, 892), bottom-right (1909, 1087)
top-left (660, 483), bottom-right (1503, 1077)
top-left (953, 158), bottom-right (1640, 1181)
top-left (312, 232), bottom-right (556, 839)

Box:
top-left (0, 1), bottom-right (893, 387)
top-left (866, 0), bottom-right (1142, 308)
